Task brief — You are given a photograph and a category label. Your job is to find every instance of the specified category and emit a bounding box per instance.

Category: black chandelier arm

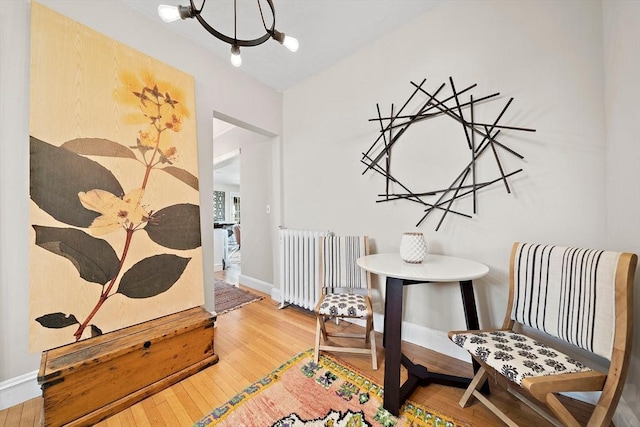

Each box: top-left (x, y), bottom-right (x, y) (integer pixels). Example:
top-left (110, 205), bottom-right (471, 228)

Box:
top-left (256, 0), bottom-right (272, 33)
top-left (190, 0), bottom-right (205, 15)
top-left (189, 0), bottom-right (276, 47)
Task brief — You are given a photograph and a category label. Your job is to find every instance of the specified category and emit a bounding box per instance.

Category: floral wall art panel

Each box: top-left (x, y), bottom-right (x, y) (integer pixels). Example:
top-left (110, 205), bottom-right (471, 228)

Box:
top-left (29, 3), bottom-right (204, 352)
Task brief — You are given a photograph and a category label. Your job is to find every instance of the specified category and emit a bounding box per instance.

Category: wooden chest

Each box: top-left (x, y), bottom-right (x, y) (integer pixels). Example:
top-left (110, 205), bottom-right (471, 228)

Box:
top-left (37, 306), bottom-right (217, 427)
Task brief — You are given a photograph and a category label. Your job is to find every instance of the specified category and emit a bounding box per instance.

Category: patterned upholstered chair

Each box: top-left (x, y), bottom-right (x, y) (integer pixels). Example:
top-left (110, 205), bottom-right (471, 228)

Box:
top-left (313, 235), bottom-right (377, 370)
top-left (449, 242), bottom-right (636, 427)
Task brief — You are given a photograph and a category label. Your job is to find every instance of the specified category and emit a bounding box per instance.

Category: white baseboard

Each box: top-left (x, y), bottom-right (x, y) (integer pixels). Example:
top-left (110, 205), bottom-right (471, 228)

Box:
top-left (238, 274), bottom-right (274, 295)
top-left (0, 370), bottom-right (40, 411)
top-left (214, 262), bottom-right (224, 272)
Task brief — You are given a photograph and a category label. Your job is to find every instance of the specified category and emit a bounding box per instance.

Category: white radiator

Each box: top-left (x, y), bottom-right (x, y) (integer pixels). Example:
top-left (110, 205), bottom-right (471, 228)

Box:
top-left (279, 229), bottom-right (331, 310)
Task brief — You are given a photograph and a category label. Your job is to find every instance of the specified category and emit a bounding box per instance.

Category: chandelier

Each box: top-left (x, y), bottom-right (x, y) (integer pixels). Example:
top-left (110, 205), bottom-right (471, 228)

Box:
top-left (158, 0), bottom-right (299, 68)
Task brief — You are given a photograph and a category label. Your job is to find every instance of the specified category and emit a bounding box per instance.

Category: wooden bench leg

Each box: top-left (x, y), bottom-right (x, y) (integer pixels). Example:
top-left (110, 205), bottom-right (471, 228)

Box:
top-left (459, 366), bottom-right (488, 407)
top-left (314, 318), bottom-right (322, 363)
top-left (506, 387), bottom-right (564, 427)
top-left (546, 393), bottom-right (580, 427)
top-left (369, 328), bottom-right (378, 370)
top-left (471, 389), bottom-right (520, 427)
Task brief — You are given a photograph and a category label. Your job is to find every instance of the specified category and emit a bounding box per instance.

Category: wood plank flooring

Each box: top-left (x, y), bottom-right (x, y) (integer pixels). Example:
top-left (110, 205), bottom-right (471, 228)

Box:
top-left (1, 269), bottom-right (603, 426)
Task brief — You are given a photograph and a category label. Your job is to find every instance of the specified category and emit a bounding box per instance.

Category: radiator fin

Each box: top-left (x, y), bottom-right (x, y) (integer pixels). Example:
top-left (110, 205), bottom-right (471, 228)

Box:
top-left (279, 229), bottom-right (331, 310)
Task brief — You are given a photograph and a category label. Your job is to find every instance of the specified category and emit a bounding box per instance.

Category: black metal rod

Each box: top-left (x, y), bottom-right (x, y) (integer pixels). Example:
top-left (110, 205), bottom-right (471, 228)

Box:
top-left (486, 125), bottom-right (511, 193)
top-left (465, 122), bottom-right (536, 132)
top-left (379, 191), bottom-right (437, 197)
top-left (435, 167), bottom-right (471, 231)
top-left (385, 104), bottom-right (394, 200)
top-left (482, 97), bottom-right (514, 193)
top-left (450, 76), bottom-right (473, 150)
top-left (362, 103), bottom-right (386, 160)
top-left (374, 103), bottom-right (391, 200)
top-left (471, 95), bottom-right (477, 214)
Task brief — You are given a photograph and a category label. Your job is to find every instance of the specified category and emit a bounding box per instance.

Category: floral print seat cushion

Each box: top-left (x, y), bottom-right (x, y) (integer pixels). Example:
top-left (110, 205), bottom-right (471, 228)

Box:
top-left (318, 293), bottom-right (368, 317)
top-left (450, 330), bottom-right (593, 385)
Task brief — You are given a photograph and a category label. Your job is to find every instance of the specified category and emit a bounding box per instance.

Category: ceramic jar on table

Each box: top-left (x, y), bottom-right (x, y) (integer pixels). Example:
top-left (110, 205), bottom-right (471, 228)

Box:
top-left (399, 232), bottom-right (428, 263)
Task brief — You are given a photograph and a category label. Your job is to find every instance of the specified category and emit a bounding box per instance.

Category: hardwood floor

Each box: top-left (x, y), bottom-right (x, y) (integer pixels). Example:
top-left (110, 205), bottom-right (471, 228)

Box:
top-left (1, 269), bottom-right (602, 426)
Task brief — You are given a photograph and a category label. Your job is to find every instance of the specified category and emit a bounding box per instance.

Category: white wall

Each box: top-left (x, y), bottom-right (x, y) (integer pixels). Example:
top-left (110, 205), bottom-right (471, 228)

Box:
top-left (0, 1), bottom-right (37, 409)
top-left (239, 135), bottom-right (277, 286)
top-left (603, 0), bottom-right (640, 419)
top-left (0, 0), bottom-right (282, 408)
top-left (283, 0), bottom-right (638, 422)
top-left (284, 0), bottom-right (608, 329)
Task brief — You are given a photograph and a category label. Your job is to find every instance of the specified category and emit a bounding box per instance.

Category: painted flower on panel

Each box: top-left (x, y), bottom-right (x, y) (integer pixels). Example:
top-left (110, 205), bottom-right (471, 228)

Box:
top-left (30, 69), bottom-right (201, 341)
top-left (115, 70), bottom-right (189, 163)
top-left (78, 189), bottom-right (148, 236)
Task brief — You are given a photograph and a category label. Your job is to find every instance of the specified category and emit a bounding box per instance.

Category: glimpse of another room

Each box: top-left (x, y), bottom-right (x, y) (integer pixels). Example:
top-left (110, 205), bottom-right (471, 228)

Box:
top-left (213, 118), bottom-right (241, 274)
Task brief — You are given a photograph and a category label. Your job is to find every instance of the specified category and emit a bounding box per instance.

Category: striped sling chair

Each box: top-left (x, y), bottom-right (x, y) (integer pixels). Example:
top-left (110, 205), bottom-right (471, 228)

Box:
top-left (449, 242), bottom-right (636, 427)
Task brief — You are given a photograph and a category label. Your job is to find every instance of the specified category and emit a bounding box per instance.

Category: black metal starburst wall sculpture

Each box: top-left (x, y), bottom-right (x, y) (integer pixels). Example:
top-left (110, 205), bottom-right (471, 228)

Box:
top-left (361, 77), bottom-right (536, 231)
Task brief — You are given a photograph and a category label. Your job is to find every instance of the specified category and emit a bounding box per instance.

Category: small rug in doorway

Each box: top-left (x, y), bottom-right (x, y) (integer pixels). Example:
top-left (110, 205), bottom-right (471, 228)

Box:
top-left (195, 349), bottom-right (466, 427)
top-left (214, 279), bottom-right (263, 314)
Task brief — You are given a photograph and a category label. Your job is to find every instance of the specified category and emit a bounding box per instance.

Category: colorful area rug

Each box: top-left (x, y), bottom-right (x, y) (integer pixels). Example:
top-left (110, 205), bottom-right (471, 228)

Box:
top-left (195, 349), bottom-right (466, 427)
top-left (214, 279), bottom-right (263, 315)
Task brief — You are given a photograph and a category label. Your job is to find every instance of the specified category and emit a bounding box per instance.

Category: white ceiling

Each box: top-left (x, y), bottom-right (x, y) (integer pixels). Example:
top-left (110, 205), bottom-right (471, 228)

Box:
top-left (213, 159), bottom-right (240, 186)
top-left (120, 0), bottom-right (443, 91)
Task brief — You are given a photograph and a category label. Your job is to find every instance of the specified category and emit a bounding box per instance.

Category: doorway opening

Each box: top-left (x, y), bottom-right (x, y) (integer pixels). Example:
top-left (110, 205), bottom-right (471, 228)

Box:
top-left (212, 114), bottom-right (279, 300)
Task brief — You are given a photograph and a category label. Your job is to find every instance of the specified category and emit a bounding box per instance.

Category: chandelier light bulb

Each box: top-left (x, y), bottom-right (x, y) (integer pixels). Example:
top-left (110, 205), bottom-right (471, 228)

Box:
top-left (272, 30), bottom-right (299, 53)
top-left (230, 45), bottom-right (242, 67)
top-left (282, 35), bottom-right (299, 52)
top-left (157, 5), bottom-right (181, 23)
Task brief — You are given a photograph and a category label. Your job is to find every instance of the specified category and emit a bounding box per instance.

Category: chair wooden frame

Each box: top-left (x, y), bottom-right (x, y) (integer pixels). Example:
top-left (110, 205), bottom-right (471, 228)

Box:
top-left (449, 242), bottom-right (637, 427)
top-left (313, 236), bottom-right (378, 370)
